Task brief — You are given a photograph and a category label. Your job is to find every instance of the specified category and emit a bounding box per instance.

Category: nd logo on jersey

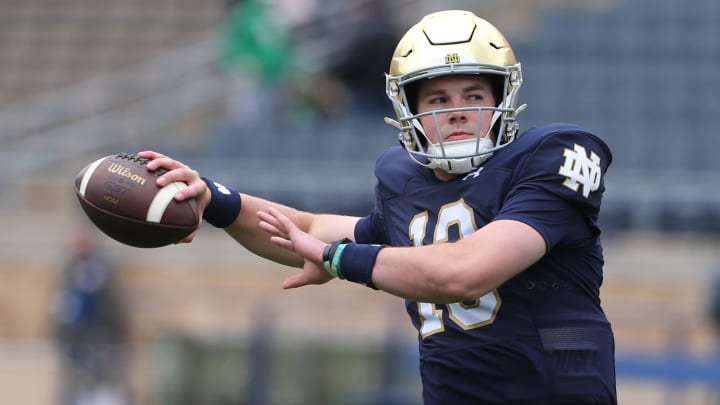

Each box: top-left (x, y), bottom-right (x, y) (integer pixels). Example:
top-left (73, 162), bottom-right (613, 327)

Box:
top-left (558, 144), bottom-right (602, 198)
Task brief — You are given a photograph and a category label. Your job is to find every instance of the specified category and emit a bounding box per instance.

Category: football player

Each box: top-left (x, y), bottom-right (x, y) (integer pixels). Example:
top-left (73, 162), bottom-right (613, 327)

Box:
top-left (142, 10), bottom-right (616, 404)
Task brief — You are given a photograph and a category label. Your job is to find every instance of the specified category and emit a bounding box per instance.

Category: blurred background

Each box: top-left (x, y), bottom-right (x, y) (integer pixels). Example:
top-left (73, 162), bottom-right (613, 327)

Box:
top-left (1, 0), bottom-right (719, 403)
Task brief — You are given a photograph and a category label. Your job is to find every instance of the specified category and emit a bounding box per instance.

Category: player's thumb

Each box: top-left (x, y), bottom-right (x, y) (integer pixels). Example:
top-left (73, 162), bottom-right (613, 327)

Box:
top-left (282, 273), bottom-right (309, 289)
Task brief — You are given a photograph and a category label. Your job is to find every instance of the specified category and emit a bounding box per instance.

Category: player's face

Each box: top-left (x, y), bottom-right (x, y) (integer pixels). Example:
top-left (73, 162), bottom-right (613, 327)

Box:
top-left (415, 75), bottom-right (497, 145)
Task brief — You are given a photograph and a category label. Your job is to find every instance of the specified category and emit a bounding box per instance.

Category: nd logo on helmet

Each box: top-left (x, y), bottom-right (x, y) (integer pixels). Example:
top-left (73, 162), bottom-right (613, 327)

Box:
top-left (445, 53), bottom-right (460, 64)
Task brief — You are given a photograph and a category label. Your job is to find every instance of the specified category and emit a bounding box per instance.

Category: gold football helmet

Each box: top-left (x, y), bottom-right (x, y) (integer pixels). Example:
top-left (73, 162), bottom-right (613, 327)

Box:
top-left (385, 10), bottom-right (524, 174)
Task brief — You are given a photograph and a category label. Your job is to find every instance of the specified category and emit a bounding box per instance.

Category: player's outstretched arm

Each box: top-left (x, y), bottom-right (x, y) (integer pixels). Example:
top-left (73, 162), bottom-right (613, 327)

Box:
top-left (371, 220), bottom-right (547, 303)
top-left (139, 151), bottom-right (359, 268)
top-left (260, 206), bottom-right (547, 303)
top-left (228, 194), bottom-right (359, 268)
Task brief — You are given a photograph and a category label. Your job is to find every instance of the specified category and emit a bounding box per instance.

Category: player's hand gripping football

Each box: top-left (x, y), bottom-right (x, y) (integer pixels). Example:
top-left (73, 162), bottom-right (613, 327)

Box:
top-left (138, 150), bottom-right (211, 242)
top-left (257, 207), bottom-right (333, 289)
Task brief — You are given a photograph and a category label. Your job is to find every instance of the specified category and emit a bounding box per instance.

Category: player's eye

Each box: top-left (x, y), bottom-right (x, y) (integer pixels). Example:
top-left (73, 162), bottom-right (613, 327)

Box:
top-left (467, 94), bottom-right (484, 102)
top-left (428, 96), bottom-right (447, 104)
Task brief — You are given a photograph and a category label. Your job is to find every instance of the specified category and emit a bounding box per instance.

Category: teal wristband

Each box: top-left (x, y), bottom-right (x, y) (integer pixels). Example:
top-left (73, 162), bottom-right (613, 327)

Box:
top-left (332, 244), bottom-right (348, 279)
top-left (322, 238), bottom-right (352, 278)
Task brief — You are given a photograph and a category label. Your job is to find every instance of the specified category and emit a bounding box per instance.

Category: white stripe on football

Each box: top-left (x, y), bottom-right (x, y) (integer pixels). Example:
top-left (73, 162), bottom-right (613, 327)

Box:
top-left (147, 182), bottom-right (187, 223)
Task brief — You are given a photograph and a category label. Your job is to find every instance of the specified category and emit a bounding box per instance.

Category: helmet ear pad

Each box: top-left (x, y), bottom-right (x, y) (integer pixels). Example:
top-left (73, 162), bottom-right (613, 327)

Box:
top-left (489, 75), bottom-right (504, 105)
top-left (402, 82), bottom-right (427, 149)
top-left (405, 82), bottom-right (419, 116)
top-left (489, 75), bottom-right (504, 137)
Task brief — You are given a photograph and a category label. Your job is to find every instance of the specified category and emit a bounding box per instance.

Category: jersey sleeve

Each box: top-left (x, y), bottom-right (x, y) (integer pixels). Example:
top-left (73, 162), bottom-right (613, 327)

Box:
top-left (354, 147), bottom-right (409, 245)
top-left (494, 129), bottom-right (612, 250)
top-left (355, 185), bottom-right (388, 244)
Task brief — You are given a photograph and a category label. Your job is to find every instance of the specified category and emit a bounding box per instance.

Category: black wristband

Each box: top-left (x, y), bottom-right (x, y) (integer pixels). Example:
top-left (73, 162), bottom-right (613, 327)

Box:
top-left (201, 177), bottom-right (242, 228)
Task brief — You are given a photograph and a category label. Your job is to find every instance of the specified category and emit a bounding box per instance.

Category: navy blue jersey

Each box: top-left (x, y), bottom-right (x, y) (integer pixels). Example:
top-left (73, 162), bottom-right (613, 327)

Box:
top-left (355, 123), bottom-right (616, 404)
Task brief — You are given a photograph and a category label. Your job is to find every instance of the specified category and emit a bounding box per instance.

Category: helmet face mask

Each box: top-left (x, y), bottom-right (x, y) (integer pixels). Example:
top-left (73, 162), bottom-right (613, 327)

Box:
top-left (385, 10), bottom-right (524, 174)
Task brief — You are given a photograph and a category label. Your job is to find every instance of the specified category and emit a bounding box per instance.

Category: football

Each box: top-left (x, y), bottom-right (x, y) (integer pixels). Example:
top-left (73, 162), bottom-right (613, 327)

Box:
top-left (74, 153), bottom-right (199, 248)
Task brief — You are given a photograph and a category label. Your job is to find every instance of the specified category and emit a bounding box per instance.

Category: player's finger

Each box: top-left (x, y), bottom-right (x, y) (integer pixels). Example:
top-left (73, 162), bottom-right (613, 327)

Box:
top-left (257, 219), bottom-right (285, 239)
top-left (137, 150), bottom-right (167, 160)
top-left (282, 273), bottom-right (309, 289)
top-left (266, 207), bottom-right (297, 234)
top-left (151, 168), bottom-right (205, 202)
top-left (173, 180), bottom-right (206, 202)
top-left (257, 210), bottom-right (285, 233)
top-left (156, 166), bottom-right (199, 187)
top-left (257, 219), bottom-right (277, 234)
top-left (269, 235), bottom-right (294, 251)
top-left (142, 155), bottom-right (181, 172)
top-left (146, 156), bottom-right (186, 172)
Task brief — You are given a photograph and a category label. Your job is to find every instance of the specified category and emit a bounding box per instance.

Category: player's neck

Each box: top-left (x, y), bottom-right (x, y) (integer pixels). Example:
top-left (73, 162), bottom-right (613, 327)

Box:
top-left (434, 168), bottom-right (460, 182)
